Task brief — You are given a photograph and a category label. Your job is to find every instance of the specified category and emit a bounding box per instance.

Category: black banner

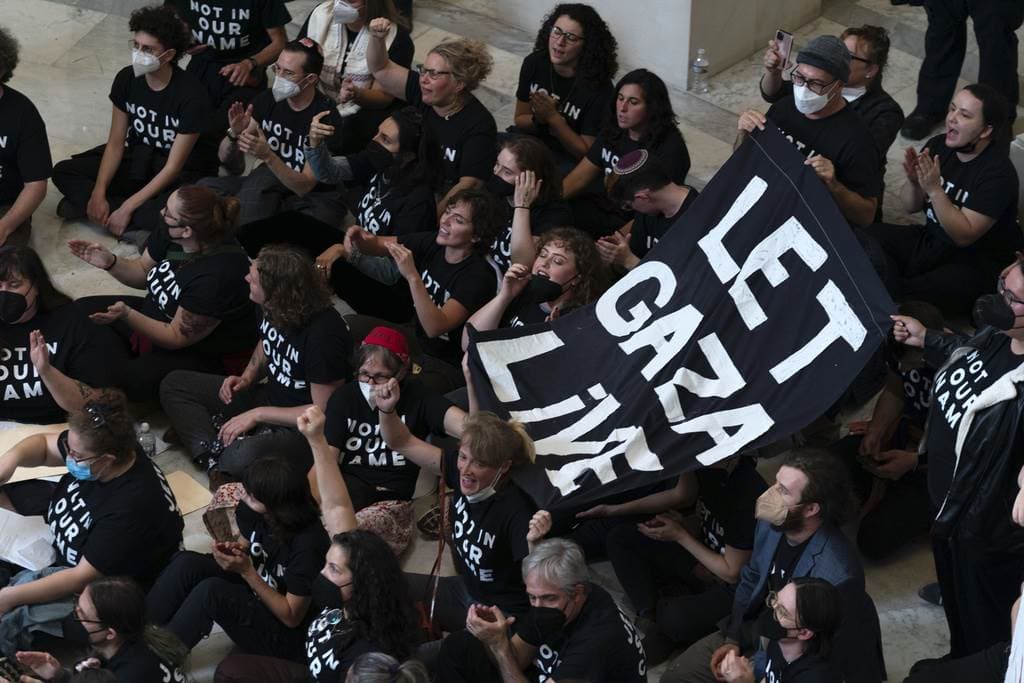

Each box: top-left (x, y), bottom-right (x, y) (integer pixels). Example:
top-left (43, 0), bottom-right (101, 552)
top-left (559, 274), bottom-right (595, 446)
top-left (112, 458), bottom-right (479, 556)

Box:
top-left (468, 123), bottom-right (895, 511)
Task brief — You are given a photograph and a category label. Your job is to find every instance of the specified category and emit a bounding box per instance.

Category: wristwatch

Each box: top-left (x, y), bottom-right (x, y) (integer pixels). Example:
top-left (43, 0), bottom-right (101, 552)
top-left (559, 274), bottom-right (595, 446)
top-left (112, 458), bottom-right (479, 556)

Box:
top-left (226, 127), bottom-right (239, 142)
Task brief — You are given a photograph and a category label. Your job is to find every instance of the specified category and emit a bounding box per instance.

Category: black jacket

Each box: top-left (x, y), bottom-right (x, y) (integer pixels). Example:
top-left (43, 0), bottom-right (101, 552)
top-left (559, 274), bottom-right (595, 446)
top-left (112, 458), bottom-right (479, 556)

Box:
top-left (923, 327), bottom-right (1024, 552)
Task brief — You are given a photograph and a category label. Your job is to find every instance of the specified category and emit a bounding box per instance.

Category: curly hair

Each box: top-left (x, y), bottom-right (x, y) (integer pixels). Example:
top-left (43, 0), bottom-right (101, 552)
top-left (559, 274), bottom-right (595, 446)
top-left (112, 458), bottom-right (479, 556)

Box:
top-left (499, 136), bottom-right (563, 206)
top-left (603, 69), bottom-right (681, 149)
top-left (0, 246), bottom-right (72, 313)
top-left (532, 4), bottom-right (618, 84)
top-left (128, 5), bottom-right (191, 64)
top-left (332, 529), bottom-right (417, 660)
top-left (68, 390), bottom-right (137, 464)
top-left (429, 38), bottom-right (493, 92)
top-left (535, 227), bottom-right (603, 311)
top-left (256, 245), bottom-right (332, 332)
top-left (0, 26), bottom-right (19, 84)
top-left (444, 188), bottom-right (504, 254)
top-left (242, 450), bottom-right (321, 544)
top-left (174, 185), bottom-right (240, 248)
top-left (841, 25), bottom-right (891, 89)
top-left (389, 106), bottom-right (442, 194)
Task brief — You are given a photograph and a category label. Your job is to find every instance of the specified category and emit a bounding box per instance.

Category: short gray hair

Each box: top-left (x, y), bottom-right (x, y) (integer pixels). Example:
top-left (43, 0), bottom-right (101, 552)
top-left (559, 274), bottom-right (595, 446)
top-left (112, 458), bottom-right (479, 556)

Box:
top-left (521, 538), bottom-right (589, 593)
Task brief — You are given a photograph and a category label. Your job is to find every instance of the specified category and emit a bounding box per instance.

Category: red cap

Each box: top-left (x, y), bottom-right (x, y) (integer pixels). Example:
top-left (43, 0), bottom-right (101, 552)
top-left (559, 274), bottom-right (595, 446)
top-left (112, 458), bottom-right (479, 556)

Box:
top-left (362, 326), bottom-right (410, 362)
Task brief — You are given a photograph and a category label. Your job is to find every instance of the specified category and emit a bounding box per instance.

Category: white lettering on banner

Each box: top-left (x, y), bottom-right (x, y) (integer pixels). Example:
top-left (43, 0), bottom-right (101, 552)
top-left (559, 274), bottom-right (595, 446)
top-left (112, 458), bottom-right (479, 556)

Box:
top-left (0, 136), bottom-right (7, 149)
top-left (595, 261), bottom-right (677, 337)
top-left (476, 331), bottom-right (564, 402)
top-left (698, 176), bottom-right (768, 283)
top-left (654, 334), bottom-right (745, 421)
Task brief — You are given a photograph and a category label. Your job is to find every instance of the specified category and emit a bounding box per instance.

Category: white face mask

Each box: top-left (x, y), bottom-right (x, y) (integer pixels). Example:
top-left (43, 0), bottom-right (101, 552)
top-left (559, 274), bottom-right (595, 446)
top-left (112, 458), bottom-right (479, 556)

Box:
top-left (131, 48), bottom-right (163, 77)
top-left (464, 469), bottom-right (504, 504)
top-left (333, 0), bottom-right (360, 24)
top-left (272, 75), bottom-right (305, 102)
top-left (841, 85), bottom-right (867, 102)
top-left (793, 83), bottom-right (831, 115)
top-left (358, 380), bottom-right (375, 407)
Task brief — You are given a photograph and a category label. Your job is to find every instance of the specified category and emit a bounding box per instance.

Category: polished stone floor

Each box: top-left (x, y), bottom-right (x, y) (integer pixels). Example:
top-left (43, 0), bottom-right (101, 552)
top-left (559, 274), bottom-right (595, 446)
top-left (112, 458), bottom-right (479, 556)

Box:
top-left (6, 0), bottom-right (1021, 679)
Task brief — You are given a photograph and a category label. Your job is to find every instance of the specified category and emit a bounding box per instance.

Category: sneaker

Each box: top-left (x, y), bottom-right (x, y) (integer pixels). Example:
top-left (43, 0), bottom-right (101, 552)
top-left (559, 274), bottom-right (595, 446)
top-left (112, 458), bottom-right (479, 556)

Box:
top-left (918, 582), bottom-right (943, 606)
top-left (56, 198), bottom-right (85, 221)
top-left (901, 110), bottom-right (944, 141)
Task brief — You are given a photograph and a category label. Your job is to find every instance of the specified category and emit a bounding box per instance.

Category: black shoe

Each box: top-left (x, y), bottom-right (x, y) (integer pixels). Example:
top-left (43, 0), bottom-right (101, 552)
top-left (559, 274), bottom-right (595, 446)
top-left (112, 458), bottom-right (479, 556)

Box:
top-left (56, 198), bottom-right (85, 221)
top-left (639, 627), bottom-right (676, 668)
top-left (191, 450), bottom-right (212, 470)
top-left (909, 653), bottom-right (952, 676)
top-left (901, 111), bottom-right (944, 141)
top-left (918, 582), bottom-right (943, 606)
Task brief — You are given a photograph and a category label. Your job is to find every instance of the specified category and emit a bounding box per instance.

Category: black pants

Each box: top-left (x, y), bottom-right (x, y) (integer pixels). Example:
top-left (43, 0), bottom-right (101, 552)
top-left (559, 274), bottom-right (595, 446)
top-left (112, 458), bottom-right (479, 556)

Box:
top-left (933, 535), bottom-right (1022, 657)
top-left (73, 295), bottom-right (226, 401)
top-left (917, 0), bottom-right (1024, 116)
top-left (51, 145), bottom-right (174, 234)
top-left (187, 54), bottom-right (265, 177)
top-left (436, 628), bottom-right (502, 683)
top-left (146, 551), bottom-right (305, 660)
top-left (903, 641), bottom-right (1008, 682)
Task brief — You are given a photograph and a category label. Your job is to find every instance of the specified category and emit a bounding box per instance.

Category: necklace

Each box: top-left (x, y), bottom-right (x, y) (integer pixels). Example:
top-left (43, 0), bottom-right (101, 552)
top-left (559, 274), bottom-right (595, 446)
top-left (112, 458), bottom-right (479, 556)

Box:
top-left (436, 97), bottom-right (466, 120)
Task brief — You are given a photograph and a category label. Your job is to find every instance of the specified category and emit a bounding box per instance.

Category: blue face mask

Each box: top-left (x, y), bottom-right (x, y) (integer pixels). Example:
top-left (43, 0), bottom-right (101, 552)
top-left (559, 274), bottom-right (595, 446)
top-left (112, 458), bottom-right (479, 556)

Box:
top-left (66, 456), bottom-right (98, 482)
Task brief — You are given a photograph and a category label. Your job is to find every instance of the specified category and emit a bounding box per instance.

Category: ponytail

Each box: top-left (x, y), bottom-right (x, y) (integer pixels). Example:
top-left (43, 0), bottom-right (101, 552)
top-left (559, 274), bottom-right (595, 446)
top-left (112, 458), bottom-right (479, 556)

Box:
top-left (143, 624), bottom-right (189, 671)
top-left (460, 412), bottom-right (535, 470)
top-left (175, 185), bottom-right (240, 247)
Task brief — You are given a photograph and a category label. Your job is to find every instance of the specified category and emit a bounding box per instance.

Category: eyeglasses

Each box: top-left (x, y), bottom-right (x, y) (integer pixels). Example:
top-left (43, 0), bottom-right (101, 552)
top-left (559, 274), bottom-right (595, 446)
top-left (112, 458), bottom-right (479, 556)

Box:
top-left (790, 70), bottom-right (837, 96)
top-left (417, 64), bottom-right (452, 81)
top-left (72, 594), bottom-right (104, 626)
top-left (129, 40), bottom-right (163, 56)
top-left (765, 590), bottom-right (801, 628)
top-left (270, 64), bottom-right (303, 80)
top-left (357, 370), bottom-right (394, 385)
top-left (998, 276), bottom-right (1024, 306)
top-left (160, 206), bottom-right (185, 228)
top-left (550, 26), bottom-right (584, 44)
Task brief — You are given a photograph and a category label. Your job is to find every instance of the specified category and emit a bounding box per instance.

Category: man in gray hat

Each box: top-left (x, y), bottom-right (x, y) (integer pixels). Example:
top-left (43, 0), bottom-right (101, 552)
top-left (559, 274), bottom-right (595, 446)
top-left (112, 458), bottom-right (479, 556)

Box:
top-left (737, 35), bottom-right (882, 229)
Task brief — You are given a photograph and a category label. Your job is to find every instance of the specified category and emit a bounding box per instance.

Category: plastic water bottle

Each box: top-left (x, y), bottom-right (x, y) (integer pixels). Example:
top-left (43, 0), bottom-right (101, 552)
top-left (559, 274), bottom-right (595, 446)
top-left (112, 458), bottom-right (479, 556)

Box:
top-left (137, 422), bottom-right (156, 459)
top-left (690, 48), bottom-right (710, 94)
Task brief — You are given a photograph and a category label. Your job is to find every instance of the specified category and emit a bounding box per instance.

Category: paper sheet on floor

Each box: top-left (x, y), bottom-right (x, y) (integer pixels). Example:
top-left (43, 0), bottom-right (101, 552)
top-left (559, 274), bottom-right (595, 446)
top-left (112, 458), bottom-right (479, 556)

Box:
top-left (166, 470), bottom-right (212, 515)
top-left (0, 508), bottom-right (55, 571)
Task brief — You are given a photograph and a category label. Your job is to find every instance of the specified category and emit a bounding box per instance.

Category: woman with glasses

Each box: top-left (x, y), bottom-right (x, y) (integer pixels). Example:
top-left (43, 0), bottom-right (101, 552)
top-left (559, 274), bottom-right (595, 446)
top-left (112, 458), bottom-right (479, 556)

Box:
top-left (0, 393), bottom-right (183, 655)
top-left (9, 577), bottom-right (188, 682)
top-left (316, 326), bottom-right (463, 555)
top-left (298, 0), bottom-right (415, 155)
top-left (562, 68), bottom-right (690, 238)
top-left (147, 453), bottom-right (330, 665)
top-left (718, 578), bottom-right (841, 683)
top-left (366, 17), bottom-right (496, 213)
top-left (514, 3), bottom-right (618, 170)
top-left (51, 5), bottom-right (211, 237)
top-left (213, 405), bottom-right (418, 682)
top-left (159, 245), bottom-right (351, 481)
top-left (70, 185), bottom-right (259, 402)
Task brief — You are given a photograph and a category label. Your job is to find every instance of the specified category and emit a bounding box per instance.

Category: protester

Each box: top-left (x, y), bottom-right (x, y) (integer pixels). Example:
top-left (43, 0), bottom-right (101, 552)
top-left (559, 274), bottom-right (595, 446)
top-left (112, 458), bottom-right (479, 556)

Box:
top-left (52, 5), bottom-right (210, 237)
top-left (863, 83), bottom-right (1021, 317)
top-left (345, 652), bottom-right (429, 682)
top-left (563, 68), bottom-right (690, 237)
top-left (200, 38), bottom-right (348, 227)
top-left (159, 244), bottom-right (350, 477)
top-left (71, 186), bottom-right (259, 401)
top-left (299, 0), bottom-right (415, 154)
top-left (0, 393), bottom-right (183, 654)
top-left (366, 17), bottom-right (496, 210)
top-left (513, 3), bottom-right (618, 168)
top-left (437, 537), bottom-right (646, 681)
top-left (0, 27), bottom-right (51, 247)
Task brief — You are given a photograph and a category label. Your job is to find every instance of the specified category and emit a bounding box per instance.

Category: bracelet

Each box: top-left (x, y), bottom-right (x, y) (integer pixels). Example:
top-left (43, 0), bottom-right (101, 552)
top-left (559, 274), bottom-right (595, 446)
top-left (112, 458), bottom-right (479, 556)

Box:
top-left (378, 407), bottom-right (395, 414)
top-left (102, 254), bottom-right (117, 271)
top-left (226, 128), bottom-right (239, 142)
top-left (513, 205), bottom-right (529, 210)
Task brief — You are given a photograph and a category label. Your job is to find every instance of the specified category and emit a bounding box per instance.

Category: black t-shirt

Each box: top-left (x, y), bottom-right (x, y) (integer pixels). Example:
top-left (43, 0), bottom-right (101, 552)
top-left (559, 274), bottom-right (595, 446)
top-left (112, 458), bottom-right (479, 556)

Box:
top-left (502, 295), bottom-right (551, 329)
top-left (920, 134), bottom-right (1022, 264)
top-left (397, 232), bottom-right (497, 363)
top-left (305, 608), bottom-right (376, 683)
top-left (109, 65), bottom-right (210, 152)
top-left (325, 378), bottom-right (451, 503)
top-left (48, 432), bottom-right (184, 585)
top-left (353, 171), bottom-right (436, 237)
top-left (167, 0), bottom-right (290, 61)
top-left (142, 225), bottom-right (259, 354)
top-left (0, 86), bottom-right (51, 206)
top-left (585, 127), bottom-right (691, 184)
top-left (443, 448), bottom-right (533, 614)
top-left (235, 500), bottom-right (329, 597)
top-left (767, 536), bottom-right (810, 594)
top-left (517, 583), bottom-right (646, 683)
top-left (885, 352), bottom-right (935, 429)
top-left (515, 51), bottom-right (613, 156)
top-left (404, 72), bottom-right (497, 187)
top-left (925, 335), bottom-right (1022, 505)
top-left (765, 97), bottom-right (883, 203)
top-left (106, 640), bottom-right (187, 683)
top-left (0, 305), bottom-right (111, 424)
top-left (629, 187), bottom-right (700, 260)
top-left (694, 458), bottom-right (766, 555)
top-left (763, 639), bottom-right (841, 683)
top-left (260, 309), bottom-right (351, 407)
top-left (250, 89), bottom-right (342, 173)
top-left (487, 200), bottom-right (574, 276)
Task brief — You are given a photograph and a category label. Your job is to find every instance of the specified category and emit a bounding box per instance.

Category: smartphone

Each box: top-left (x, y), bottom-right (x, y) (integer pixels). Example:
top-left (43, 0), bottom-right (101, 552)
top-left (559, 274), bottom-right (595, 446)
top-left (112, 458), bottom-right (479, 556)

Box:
top-left (776, 29), bottom-right (795, 80)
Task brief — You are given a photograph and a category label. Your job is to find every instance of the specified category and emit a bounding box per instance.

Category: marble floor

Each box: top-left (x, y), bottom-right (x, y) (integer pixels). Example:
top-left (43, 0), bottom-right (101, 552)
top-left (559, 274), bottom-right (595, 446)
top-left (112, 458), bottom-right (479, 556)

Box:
top-left (5, 0), bottom-right (1018, 679)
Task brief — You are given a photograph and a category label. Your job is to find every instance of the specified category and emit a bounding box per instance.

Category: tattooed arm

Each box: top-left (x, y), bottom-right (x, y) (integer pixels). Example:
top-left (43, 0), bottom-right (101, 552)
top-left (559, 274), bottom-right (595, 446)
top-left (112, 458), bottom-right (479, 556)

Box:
top-left (118, 305), bottom-right (221, 350)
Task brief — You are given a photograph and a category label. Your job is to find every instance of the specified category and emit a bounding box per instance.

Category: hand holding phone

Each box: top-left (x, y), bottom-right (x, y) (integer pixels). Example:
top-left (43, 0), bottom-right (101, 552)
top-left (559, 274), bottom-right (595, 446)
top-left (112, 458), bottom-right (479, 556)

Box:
top-left (775, 29), bottom-right (795, 78)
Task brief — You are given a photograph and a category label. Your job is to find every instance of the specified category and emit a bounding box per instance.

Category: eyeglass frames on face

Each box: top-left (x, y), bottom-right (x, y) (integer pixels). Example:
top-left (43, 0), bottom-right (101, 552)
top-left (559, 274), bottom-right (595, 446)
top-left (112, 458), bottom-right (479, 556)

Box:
top-left (550, 25), bottom-right (583, 44)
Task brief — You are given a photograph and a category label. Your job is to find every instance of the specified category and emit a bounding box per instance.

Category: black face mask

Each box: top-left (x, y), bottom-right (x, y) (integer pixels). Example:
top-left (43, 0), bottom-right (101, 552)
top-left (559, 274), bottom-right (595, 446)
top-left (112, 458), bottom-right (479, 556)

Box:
top-left (523, 606), bottom-right (567, 643)
top-left (365, 140), bottom-right (395, 172)
top-left (312, 573), bottom-right (347, 611)
top-left (756, 608), bottom-right (792, 642)
top-left (0, 291), bottom-right (28, 324)
top-left (973, 293), bottom-right (1017, 330)
top-left (520, 274), bottom-right (564, 305)
top-left (485, 174), bottom-right (516, 198)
